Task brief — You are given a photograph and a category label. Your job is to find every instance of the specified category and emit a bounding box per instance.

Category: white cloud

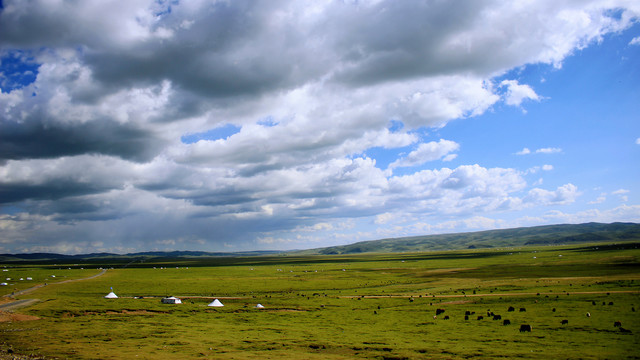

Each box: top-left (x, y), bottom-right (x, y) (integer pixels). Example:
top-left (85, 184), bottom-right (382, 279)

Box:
top-left (612, 189), bottom-right (630, 195)
top-left (588, 193), bottom-right (607, 204)
top-left (536, 147), bottom-right (563, 154)
top-left (526, 164), bottom-right (554, 174)
top-left (635, 137), bottom-right (640, 145)
top-left (389, 139), bottom-right (460, 169)
top-left (526, 183), bottom-right (581, 205)
top-left (500, 80), bottom-right (540, 106)
top-left (630, 37), bottom-right (640, 46)
top-left (375, 212), bottom-right (396, 225)
top-left (613, 189), bottom-right (630, 202)
top-left (517, 147), bottom-right (562, 155)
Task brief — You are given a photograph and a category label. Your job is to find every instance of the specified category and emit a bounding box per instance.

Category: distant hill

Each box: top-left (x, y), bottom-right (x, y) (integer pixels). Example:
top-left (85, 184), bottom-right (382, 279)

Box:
top-left (1, 222), bottom-right (639, 263)
top-left (298, 222), bottom-right (640, 255)
top-left (0, 250), bottom-right (282, 263)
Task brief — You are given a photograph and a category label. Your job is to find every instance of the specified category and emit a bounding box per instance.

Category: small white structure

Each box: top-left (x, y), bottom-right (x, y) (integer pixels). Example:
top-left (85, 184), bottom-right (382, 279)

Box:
top-left (162, 296), bottom-right (182, 304)
top-left (0, 282), bottom-right (7, 286)
top-left (26, 277), bottom-right (32, 281)
top-left (255, 303), bottom-right (265, 308)
top-left (208, 299), bottom-right (224, 307)
top-left (104, 291), bottom-right (118, 299)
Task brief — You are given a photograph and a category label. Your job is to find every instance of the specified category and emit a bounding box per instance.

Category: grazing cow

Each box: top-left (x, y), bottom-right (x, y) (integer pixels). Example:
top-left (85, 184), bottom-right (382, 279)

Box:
top-left (503, 319), bottom-right (511, 325)
top-left (519, 324), bottom-right (532, 332)
top-left (487, 311), bottom-right (494, 317)
top-left (409, 298), bottom-right (414, 302)
top-left (608, 302), bottom-right (614, 306)
top-left (519, 308), bottom-right (526, 312)
top-left (443, 315), bottom-right (450, 320)
top-left (477, 316), bottom-right (484, 320)
top-left (465, 311), bottom-right (471, 316)
top-left (586, 312), bottom-right (591, 317)
top-left (614, 321), bottom-right (622, 327)
top-left (561, 319), bottom-right (568, 325)
top-left (508, 306), bottom-right (515, 312)
top-left (592, 301), bottom-right (596, 305)
top-left (436, 308), bottom-right (446, 315)
top-left (464, 315), bottom-right (469, 320)
top-left (632, 307), bottom-right (636, 312)
top-left (552, 308), bottom-right (556, 312)
top-left (493, 315), bottom-right (502, 320)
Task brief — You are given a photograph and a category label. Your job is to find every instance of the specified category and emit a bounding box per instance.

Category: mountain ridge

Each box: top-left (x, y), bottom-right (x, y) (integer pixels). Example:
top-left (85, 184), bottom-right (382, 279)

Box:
top-left (1, 222), bottom-right (639, 261)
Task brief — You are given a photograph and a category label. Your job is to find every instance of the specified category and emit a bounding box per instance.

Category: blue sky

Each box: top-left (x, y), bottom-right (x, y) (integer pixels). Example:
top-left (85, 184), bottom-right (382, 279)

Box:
top-left (0, 1), bottom-right (639, 254)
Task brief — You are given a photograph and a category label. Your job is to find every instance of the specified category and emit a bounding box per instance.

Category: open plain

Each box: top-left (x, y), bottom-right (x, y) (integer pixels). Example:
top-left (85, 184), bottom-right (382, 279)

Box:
top-left (1, 242), bottom-right (639, 359)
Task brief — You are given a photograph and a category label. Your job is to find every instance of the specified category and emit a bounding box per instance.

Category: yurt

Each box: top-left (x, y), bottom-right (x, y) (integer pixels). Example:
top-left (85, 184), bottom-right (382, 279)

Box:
top-left (162, 296), bottom-right (182, 304)
top-left (104, 291), bottom-right (118, 299)
top-left (255, 304), bottom-right (265, 308)
top-left (207, 299), bottom-right (224, 307)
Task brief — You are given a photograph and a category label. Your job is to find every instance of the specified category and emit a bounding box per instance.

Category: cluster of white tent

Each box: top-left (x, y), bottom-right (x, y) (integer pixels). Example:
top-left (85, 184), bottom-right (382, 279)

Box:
top-left (104, 289), bottom-right (264, 309)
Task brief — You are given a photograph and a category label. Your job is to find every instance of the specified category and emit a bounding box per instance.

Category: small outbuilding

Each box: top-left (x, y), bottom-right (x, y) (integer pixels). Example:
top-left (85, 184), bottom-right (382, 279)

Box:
top-left (162, 296), bottom-right (182, 304)
top-left (208, 299), bottom-right (224, 307)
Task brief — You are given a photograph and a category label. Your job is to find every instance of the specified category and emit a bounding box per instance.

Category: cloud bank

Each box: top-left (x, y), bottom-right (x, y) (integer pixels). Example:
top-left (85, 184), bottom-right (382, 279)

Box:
top-left (1, 0), bottom-right (639, 253)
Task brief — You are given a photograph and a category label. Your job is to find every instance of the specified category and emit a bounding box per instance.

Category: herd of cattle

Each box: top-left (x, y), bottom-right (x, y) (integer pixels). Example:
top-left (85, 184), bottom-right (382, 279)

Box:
top-left (430, 304), bottom-right (632, 334)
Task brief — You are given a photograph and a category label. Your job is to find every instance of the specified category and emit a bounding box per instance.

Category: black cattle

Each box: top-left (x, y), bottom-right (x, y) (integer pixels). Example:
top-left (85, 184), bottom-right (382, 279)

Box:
top-left (519, 324), bottom-right (532, 332)
top-left (464, 315), bottom-right (469, 320)
top-left (503, 319), bottom-right (511, 325)
top-left (443, 315), bottom-right (450, 320)
top-left (508, 306), bottom-right (515, 312)
top-left (552, 308), bottom-right (556, 312)
top-left (493, 315), bottom-right (502, 320)
top-left (436, 308), bottom-right (446, 315)
top-left (561, 319), bottom-right (568, 325)
top-left (632, 307), bottom-right (636, 312)
top-left (465, 310), bottom-right (471, 316)
top-left (477, 315), bottom-right (484, 320)
top-left (608, 302), bottom-right (614, 306)
top-left (614, 321), bottom-right (622, 327)
top-left (519, 308), bottom-right (526, 312)
top-left (592, 301), bottom-right (596, 305)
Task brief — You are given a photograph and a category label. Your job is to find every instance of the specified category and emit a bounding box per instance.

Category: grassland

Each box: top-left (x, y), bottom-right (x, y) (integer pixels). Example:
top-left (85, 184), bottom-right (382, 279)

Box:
top-left (1, 242), bottom-right (639, 359)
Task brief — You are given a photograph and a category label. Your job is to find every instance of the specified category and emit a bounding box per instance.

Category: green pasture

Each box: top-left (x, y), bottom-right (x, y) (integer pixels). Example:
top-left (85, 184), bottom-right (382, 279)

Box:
top-left (0, 265), bottom-right (103, 297)
top-left (1, 243), bottom-right (639, 359)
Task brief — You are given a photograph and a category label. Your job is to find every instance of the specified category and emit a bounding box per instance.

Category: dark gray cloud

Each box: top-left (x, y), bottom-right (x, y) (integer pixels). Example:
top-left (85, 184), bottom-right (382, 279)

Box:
top-left (0, 115), bottom-right (164, 162)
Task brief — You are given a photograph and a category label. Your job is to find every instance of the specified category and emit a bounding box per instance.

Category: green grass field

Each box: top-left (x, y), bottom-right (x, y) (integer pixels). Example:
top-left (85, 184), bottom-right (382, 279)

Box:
top-left (1, 242), bottom-right (639, 359)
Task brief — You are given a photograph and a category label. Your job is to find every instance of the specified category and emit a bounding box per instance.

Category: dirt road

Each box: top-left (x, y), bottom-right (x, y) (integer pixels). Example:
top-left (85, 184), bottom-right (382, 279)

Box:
top-left (0, 269), bottom-right (107, 310)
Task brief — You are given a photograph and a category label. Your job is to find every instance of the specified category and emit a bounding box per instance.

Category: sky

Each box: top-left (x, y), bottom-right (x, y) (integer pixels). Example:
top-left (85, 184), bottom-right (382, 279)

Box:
top-left (0, 0), bottom-right (639, 255)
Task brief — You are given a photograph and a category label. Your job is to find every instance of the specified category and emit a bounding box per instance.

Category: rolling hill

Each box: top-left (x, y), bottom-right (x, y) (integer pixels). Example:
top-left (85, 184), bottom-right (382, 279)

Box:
top-left (299, 222), bottom-right (640, 255)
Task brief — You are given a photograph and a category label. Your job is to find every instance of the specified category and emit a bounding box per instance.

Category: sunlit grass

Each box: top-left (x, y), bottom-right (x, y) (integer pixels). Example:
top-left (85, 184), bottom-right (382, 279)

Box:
top-left (1, 243), bottom-right (639, 359)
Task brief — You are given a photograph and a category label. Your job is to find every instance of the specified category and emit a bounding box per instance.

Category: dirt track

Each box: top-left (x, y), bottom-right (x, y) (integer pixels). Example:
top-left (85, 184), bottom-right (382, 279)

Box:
top-left (0, 269), bottom-right (107, 311)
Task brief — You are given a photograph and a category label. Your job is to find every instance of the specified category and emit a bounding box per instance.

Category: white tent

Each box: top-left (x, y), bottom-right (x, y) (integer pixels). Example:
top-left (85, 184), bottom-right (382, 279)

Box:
top-left (162, 296), bottom-right (182, 304)
top-left (208, 299), bottom-right (224, 307)
top-left (104, 291), bottom-right (118, 299)
top-left (255, 303), bottom-right (265, 308)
